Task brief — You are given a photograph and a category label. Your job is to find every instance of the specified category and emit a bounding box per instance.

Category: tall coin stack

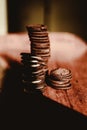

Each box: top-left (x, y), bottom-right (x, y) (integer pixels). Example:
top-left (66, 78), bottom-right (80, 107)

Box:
top-left (26, 24), bottom-right (50, 64)
top-left (21, 24), bottom-right (50, 93)
top-left (21, 53), bottom-right (47, 93)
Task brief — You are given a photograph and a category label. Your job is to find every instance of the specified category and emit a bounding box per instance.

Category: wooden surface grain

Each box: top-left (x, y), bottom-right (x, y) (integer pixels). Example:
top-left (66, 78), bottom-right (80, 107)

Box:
top-left (43, 52), bottom-right (87, 116)
top-left (0, 32), bottom-right (87, 117)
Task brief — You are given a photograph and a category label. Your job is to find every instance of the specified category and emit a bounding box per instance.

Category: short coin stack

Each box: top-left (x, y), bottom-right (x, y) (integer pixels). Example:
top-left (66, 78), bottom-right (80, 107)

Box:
top-left (46, 68), bottom-right (72, 90)
top-left (21, 53), bottom-right (47, 93)
top-left (26, 24), bottom-right (50, 63)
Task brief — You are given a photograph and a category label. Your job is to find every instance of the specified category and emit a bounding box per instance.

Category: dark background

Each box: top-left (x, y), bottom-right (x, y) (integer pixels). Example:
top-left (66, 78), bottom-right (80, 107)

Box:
top-left (7, 0), bottom-right (87, 41)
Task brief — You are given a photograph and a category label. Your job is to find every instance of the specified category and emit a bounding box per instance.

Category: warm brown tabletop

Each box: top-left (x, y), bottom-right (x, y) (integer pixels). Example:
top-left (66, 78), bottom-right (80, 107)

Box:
top-left (43, 51), bottom-right (87, 116)
top-left (0, 32), bottom-right (87, 117)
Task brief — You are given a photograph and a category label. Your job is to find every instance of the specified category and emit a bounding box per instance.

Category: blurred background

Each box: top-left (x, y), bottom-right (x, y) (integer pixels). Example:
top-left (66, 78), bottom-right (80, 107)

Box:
top-left (0, 0), bottom-right (87, 41)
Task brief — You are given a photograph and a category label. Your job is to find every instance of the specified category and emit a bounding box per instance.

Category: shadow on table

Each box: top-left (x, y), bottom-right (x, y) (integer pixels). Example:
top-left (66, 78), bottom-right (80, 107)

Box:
top-left (0, 61), bottom-right (87, 129)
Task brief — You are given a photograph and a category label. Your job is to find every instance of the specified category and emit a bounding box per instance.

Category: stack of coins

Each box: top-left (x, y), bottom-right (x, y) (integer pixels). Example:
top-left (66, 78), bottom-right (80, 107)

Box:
top-left (46, 67), bottom-right (72, 90)
top-left (20, 24), bottom-right (72, 92)
top-left (21, 53), bottom-right (47, 93)
top-left (26, 24), bottom-right (50, 63)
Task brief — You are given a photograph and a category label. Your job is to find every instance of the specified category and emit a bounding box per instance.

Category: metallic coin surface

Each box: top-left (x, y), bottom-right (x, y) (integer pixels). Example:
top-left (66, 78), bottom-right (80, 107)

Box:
top-left (26, 24), bottom-right (47, 32)
top-left (46, 67), bottom-right (72, 90)
top-left (50, 68), bottom-right (72, 81)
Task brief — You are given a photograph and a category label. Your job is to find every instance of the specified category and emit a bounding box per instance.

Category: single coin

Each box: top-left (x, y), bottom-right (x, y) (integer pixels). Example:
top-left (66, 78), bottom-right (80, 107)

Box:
top-left (31, 52), bottom-right (50, 57)
top-left (31, 48), bottom-right (50, 54)
top-left (29, 32), bottom-right (48, 37)
top-left (51, 68), bottom-right (71, 76)
top-left (26, 24), bottom-right (47, 32)
top-left (50, 68), bottom-right (72, 80)
top-left (31, 42), bottom-right (50, 49)
top-left (49, 81), bottom-right (71, 87)
top-left (48, 78), bottom-right (70, 85)
top-left (30, 38), bottom-right (49, 43)
top-left (51, 83), bottom-right (72, 90)
top-left (30, 36), bottom-right (49, 40)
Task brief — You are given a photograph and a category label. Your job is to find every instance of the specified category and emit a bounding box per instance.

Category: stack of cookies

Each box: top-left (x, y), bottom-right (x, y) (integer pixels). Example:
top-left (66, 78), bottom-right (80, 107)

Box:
top-left (26, 24), bottom-right (50, 63)
top-left (21, 53), bottom-right (47, 93)
top-left (46, 68), bottom-right (72, 90)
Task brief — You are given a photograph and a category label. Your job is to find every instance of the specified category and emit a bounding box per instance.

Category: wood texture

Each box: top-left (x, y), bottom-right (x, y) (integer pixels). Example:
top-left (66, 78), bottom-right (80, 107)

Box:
top-left (43, 52), bottom-right (87, 116)
top-left (0, 32), bottom-right (87, 116)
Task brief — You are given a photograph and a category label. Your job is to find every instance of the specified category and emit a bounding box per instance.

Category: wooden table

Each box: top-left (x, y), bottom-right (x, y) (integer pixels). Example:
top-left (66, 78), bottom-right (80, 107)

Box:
top-left (43, 51), bottom-right (87, 116)
top-left (0, 33), bottom-right (87, 127)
